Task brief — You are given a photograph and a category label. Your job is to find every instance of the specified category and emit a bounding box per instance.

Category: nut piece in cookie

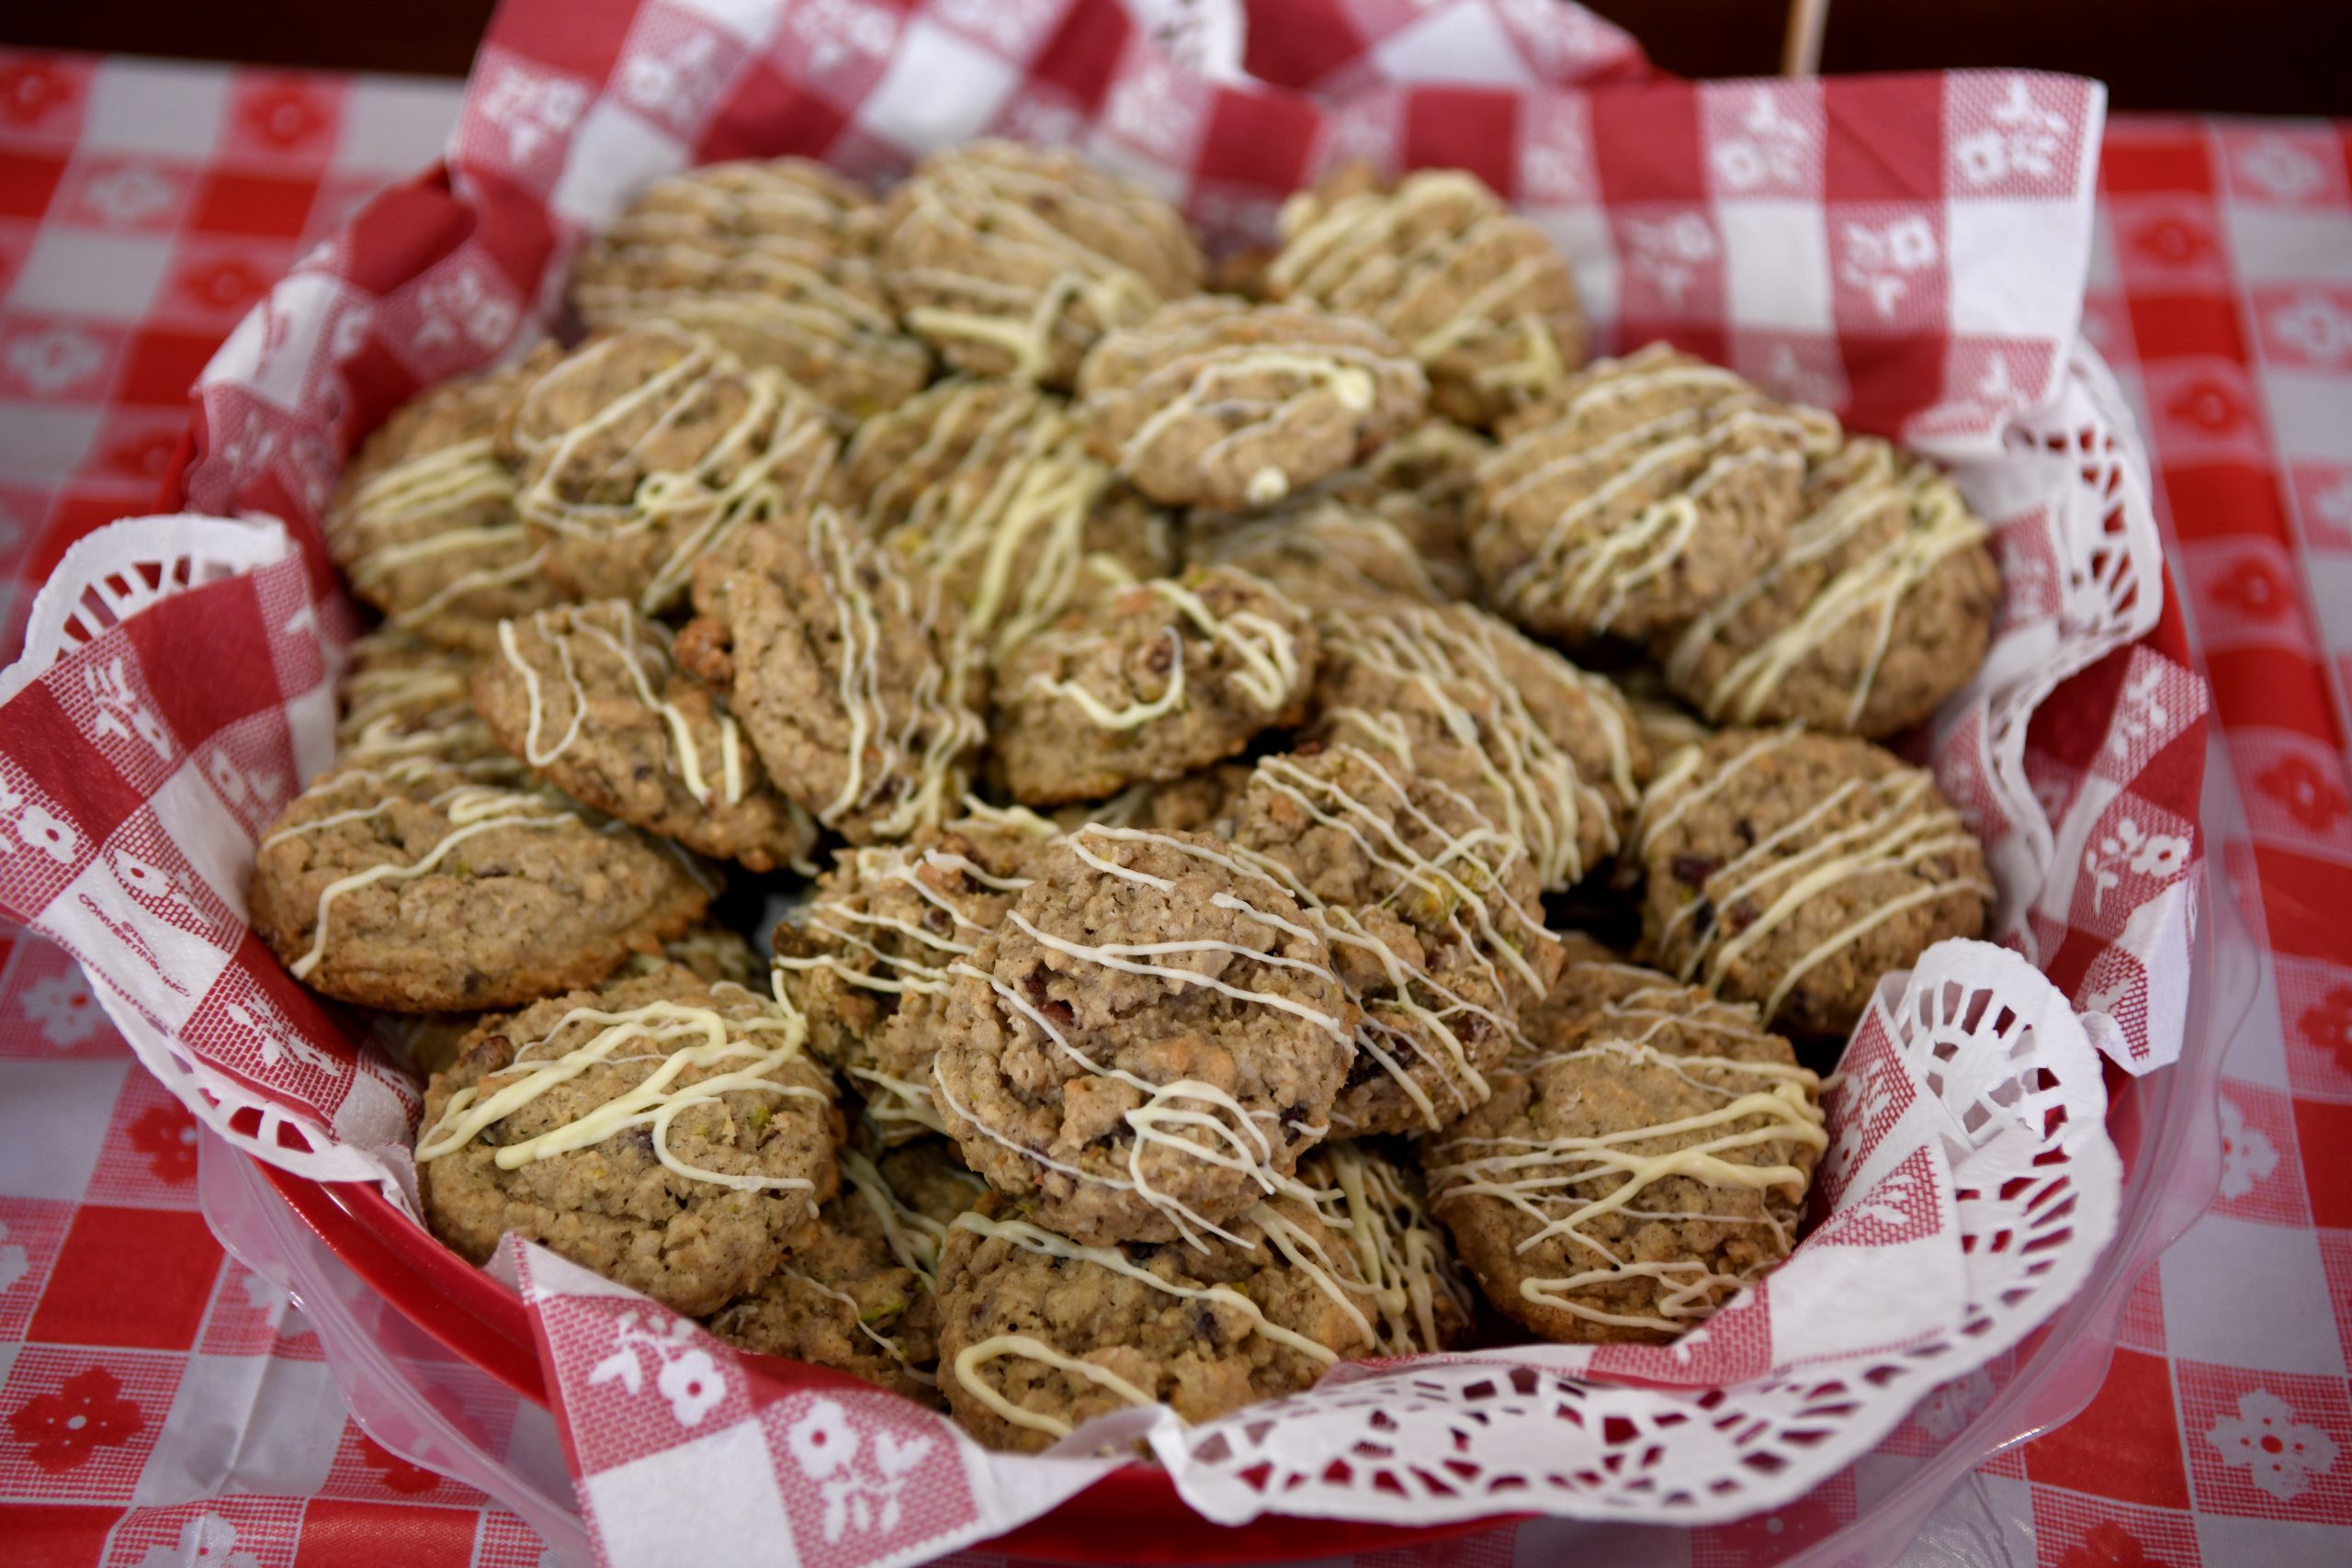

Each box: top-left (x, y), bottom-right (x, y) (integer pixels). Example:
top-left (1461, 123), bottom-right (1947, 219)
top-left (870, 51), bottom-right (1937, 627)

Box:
top-left (1266, 166), bottom-right (1586, 429)
top-left (472, 604), bottom-right (819, 873)
top-left (1308, 601), bottom-right (1648, 892)
top-left (836, 379), bottom-right (1173, 663)
top-left (774, 818), bottom-right (1052, 1139)
top-left (324, 346), bottom-right (564, 652)
top-left (1428, 969), bottom-right (1824, 1343)
top-left (1660, 436), bottom-right (2000, 737)
top-left (930, 826), bottom-right (1356, 1247)
top-left (678, 507), bottom-right (989, 844)
top-left (1297, 1141), bottom-right (1475, 1356)
top-left (1472, 344), bottom-right (1832, 644)
top-left (1077, 297), bottom-right (1428, 511)
top-left (250, 757), bottom-right (713, 1011)
top-left (935, 1191), bottom-right (1374, 1451)
top-left (878, 141), bottom-right (1204, 388)
top-left (417, 967), bottom-right (839, 1315)
top-left (508, 322), bottom-right (838, 612)
top-left (570, 159), bottom-right (931, 424)
top-left (992, 567), bottom-right (1318, 807)
top-left (708, 1145), bottom-right (948, 1404)
top-left (1632, 728), bottom-right (1994, 1037)
top-left (1234, 745), bottom-right (1561, 1135)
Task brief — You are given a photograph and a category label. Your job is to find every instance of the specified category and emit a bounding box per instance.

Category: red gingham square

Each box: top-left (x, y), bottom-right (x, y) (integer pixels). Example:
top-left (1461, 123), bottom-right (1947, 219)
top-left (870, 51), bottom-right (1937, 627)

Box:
top-left (0, 55), bottom-right (96, 145)
top-left (2231, 729), bottom-right (2352, 854)
top-left (79, 1069), bottom-right (201, 1209)
top-left (0, 152), bottom-right (71, 221)
top-left (2101, 122), bottom-right (2212, 195)
top-left (114, 327), bottom-right (220, 408)
top-left (152, 236), bottom-right (299, 330)
top-left (470, 1507), bottom-right (558, 1568)
top-left (2176, 1360), bottom-right (2352, 1522)
top-left (2159, 465), bottom-right (2294, 546)
top-left (0, 1347), bottom-right (183, 1502)
top-left (2024, 1347), bottom-right (2192, 1508)
top-left (1688, 1469), bottom-right (1857, 1567)
top-left (100, 1496), bottom-right (309, 1568)
top-left (2293, 1099), bottom-right (2352, 1231)
top-left (2119, 1261), bottom-right (2169, 1355)
top-left (0, 1196), bottom-right (75, 1342)
top-left (291, 1498), bottom-right (480, 1568)
top-left (25, 1205), bottom-right (218, 1349)
top-left (2027, 1491), bottom-right (2204, 1568)
top-left (2210, 1078), bottom-right (2312, 1229)
top-left (2104, 193), bottom-right (2233, 292)
top-left (187, 171), bottom-right (323, 241)
top-left (0, 1503), bottom-right (126, 1568)
top-left (78, 407), bottom-right (189, 494)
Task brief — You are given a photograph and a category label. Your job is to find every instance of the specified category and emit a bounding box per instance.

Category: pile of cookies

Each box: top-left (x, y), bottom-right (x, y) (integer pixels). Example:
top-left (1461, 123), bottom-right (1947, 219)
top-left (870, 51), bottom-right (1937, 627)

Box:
top-left (249, 141), bottom-right (2001, 1451)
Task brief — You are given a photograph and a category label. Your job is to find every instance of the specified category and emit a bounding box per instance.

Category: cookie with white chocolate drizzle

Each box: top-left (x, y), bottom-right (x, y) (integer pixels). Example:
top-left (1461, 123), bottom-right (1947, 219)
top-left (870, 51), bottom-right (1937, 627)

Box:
top-left (1632, 728), bottom-right (1993, 1037)
top-left (1428, 965), bottom-right (1824, 1344)
top-left (1472, 344), bottom-right (1831, 644)
top-left (1660, 436), bottom-right (2000, 737)
top-left (507, 322), bottom-right (838, 613)
top-left (929, 825), bottom-right (1356, 1248)
top-left (1232, 744), bottom-right (1562, 1136)
top-left (470, 602), bottom-right (819, 873)
top-left (677, 506), bottom-right (989, 844)
top-left (1187, 501), bottom-right (1450, 609)
top-left (417, 966), bottom-right (838, 1316)
top-left (878, 141), bottom-right (1203, 388)
top-left (1265, 165), bottom-right (1587, 430)
top-left (935, 1190), bottom-right (1374, 1452)
top-left (333, 629), bottom-right (511, 773)
top-left (250, 756), bottom-right (712, 1012)
top-left (1307, 600), bottom-right (1648, 892)
top-left (569, 159), bottom-right (930, 424)
top-left (773, 816), bottom-right (1052, 1141)
top-left (708, 1145), bottom-right (946, 1404)
top-left (1296, 1141), bottom-right (1474, 1356)
top-left (836, 379), bottom-right (1174, 665)
top-left (1076, 296), bottom-right (1427, 511)
top-left (990, 566), bottom-right (1318, 807)
top-left (323, 345), bottom-right (566, 653)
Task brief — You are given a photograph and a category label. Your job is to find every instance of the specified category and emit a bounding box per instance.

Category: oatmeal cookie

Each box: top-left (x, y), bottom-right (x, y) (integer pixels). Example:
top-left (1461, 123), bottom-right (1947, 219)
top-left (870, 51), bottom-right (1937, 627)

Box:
top-left (709, 1146), bottom-right (945, 1402)
top-left (929, 826), bottom-right (1356, 1247)
top-left (623, 923), bottom-right (767, 990)
top-left (1632, 728), bottom-right (1994, 1037)
top-left (1308, 601), bottom-right (1647, 891)
top-left (417, 967), bottom-right (838, 1315)
top-left (774, 818), bottom-right (1051, 1138)
top-left (677, 507), bottom-right (988, 843)
top-left (1298, 1141), bottom-right (1474, 1356)
top-left (1077, 297), bottom-right (1427, 511)
top-left (508, 322), bottom-right (837, 612)
top-left (570, 159), bottom-right (930, 423)
top-left (1472, 344), bottom-right (1832, 643)
top-left (1266, 166), bottom-right (1586, 429)
top-left (1428, 972), bottom-right (1824, 1343)
top-left (1660, 437), bottom-right (2000, 737)
top-left (1233, 744), bottom-right (1561, 1134)
top-left (324, 345), bottom-right (565, 653)
top-left (334, 629), bottom-right (510, 772)
top-left (471, 604), bottom-right (819, 873)
top-left (878, 141), bottom-right (1204, 387)
top-left (250, 756), bottom-right (712, 1011)
top-left (991, 568), bottom-right (1318, 806)
top-left (935, 1191), bottom-right (1374, 1450)
top-left (1186, 502), bottom-right (1449, 609)
top-left (838, 382), bottom-right (1175, 664)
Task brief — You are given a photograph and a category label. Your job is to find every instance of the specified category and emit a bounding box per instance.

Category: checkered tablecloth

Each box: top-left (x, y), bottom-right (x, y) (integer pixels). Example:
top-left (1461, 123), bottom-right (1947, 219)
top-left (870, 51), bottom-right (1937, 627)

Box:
top-left (0, 47), bottom-right (2346, 1568)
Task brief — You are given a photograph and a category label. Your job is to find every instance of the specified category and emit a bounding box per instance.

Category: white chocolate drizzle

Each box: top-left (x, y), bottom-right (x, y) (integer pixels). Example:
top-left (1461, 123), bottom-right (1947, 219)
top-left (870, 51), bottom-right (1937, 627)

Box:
top-left (416, 987), bottom-right (827, 1195)
top-left (1428, 1034), bottom-right (1825, 1332)
top-left (1304, 1145), bottom-right (1474, 1357)
top-left (1664, 440), bottom-right (1991, 728)
top-left (1015, 574), bottom-right (1306, 731)
top-left (1633, 729), bottom-right (1996, 1019)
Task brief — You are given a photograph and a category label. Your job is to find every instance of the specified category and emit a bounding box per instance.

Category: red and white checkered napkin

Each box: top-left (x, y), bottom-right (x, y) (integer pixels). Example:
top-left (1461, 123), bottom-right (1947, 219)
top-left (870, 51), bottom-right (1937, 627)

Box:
top-left (0, 0), bottom-right (2213, 1558)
